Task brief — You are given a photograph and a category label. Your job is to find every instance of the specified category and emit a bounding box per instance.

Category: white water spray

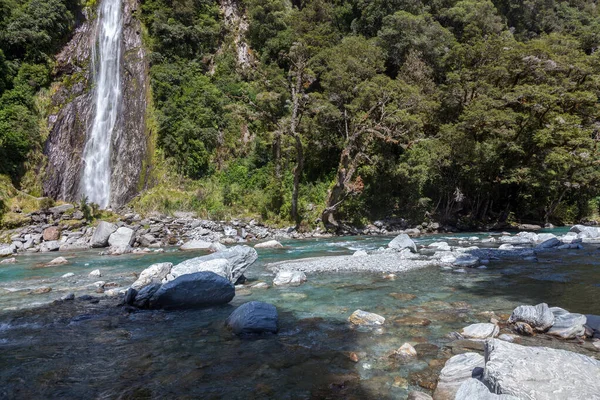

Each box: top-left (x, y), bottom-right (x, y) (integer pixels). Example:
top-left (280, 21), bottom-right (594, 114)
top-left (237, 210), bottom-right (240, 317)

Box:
top-left (81, 0), bottom-right (122, 208)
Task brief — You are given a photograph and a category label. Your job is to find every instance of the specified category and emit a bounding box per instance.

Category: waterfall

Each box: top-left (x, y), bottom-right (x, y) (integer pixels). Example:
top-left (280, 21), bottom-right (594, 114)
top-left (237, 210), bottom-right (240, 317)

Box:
top-left (81, 0), bottom-right (122, 208)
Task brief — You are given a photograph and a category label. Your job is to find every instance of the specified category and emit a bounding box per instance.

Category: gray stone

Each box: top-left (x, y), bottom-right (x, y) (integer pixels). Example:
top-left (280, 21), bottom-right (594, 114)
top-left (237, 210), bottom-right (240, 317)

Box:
top-left (388, 233), bottom-right (417, 252)
top-left (453, 255), bottom-right (479, 268)
top-left (60, 293), bottom-right (75, 301)
top-left (352, 250), bottom-right (368, 257)
top-left (584, 314), bottom-right (600, 338)
top-left (455, 379), bottom-right (518, 400)
top-left (180, 239), bottom-right (212, 251)
top-left (124, 287), bottom-right (137, 305)
top-left (47, 256), bottom-right (68, 265)
top-left (254, 240), bottom-right (284, 249)
top-left (484, 339), bottom-right (600, 399)
top-left (48, 204), bottom-right (74, 214)
top-left (108, 227), bottom-right (135, 251)
top-left (133, 283), bottom-right (160, 308)
top-left (139, 233), bottom-right (157, 247)
top-left (429, 241), bottom-right (451, 251)
top-left (535, 237), bottom-right (561, 249)
top-left (61, 272), bottom-right (75, 278)
top-left (273, 270), bottom-right (307, 286)
top-left (407, 391), bottom-right (433, 400)
top-left (461, 323), bottom-right (499, 339)
top-left (89, 269), bottom-right (101, 277)
top-left (518, 224), bottom-right (542, 231)
top-left (168, 246), bottom-right (257, 284)
top-left (91, 222), bottom-right (117, 248)
top-left (547, 307), bottom-right (586, 339)
top-left (226, 301), bottom-right (278, 335)
top-left (0, 257), bottom-right (16, 264)
top-left (148, 271), bottom-right (234, 309)
top-left (131, 262), bottom-right (173, 290)
top-left (434, 352), bottom-right (484, 400)
top-left (508, 303), bottom-right (554, 332)
top-left (348, 309), bottom-right (385, 326)
top-left (40, 241), bottom-right (60, 252)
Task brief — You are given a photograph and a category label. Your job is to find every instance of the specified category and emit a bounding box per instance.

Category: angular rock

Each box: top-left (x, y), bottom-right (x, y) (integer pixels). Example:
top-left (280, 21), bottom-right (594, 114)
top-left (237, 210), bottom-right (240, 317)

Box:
top-left (429, 241), bottom-right (451, 251)
top-left (48, 204), bottom-right (74, 214)
top-left (455, 378), bottom-right (518, 400)
top-left (394, 342), bottom-right (417, 358)
top-left (167, 258), bottom-right (230, 282)
top-left (209, 242), bottom-right (227, 252)
top-left (148, 271), bottom-right (235, 309)
top-left (508, 303), bottom-right (554, 332)
top-left (133, 283), bottom-right (160, 308)
top-left (254, 240), bottom-right (284, 249)
top-left (513, 321), bottom-right (533, 336)
top-left (180, 240), bottom-right (212, 251)
top-left (453, 255), bottom-right (479, 268)
top-left (131, 262), bottom-right (173, 290)
top-left (348, 310), bottom-right (385, 326)
top-left (43, 226), bottom-right (61, 241)
top-left (388, 233), bottom-right (417, 253)
top-left (40, 241), bottom-right (60, 252)
top-left (91, 221), bottom-right (117, 248)
top-left (108, 227), bottom-right (136, 251)
top-left (273, 270), bottom-right (307, 286)
top-left (434, 352), bottom-right (484, 400)
top-left (484, 339), bottom-right (600, 399)
top-left (535, 237), bottom-right (561, 249)
top-left (61, 293), bottom-right (75, 301)
top-left (47, 256), bottom-right (68, 265)
top-left (170, 245), bottom-right (257, 284)
top-left (89, 269), bottom-right (101, 277)
top-left (547, 307), bottom-right (586, 339)
top-left (226, 301), bottom-right (278, 335)
top-left (139, 233), bottom-right (157, 247)
top-left (461, 323), bottom-right (499, 339)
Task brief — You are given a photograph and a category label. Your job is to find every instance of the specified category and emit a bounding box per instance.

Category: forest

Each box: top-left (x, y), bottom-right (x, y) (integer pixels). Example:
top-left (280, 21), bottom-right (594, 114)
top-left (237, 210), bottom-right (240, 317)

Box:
top-left (1, 0), bottom-right (599, 230)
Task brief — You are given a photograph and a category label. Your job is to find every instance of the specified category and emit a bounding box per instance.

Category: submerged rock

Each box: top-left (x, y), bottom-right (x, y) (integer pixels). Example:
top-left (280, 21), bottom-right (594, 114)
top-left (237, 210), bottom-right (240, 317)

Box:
top-left (452, 255), bottom-right (479, 268)
top-left (484, 339), bottom-right (600, 399)
top-left (508, 303), bottom-right (554, 332)
top-left (348, 310), bottom-right (385, 326)
top-left (91, 221), bottom-right (117, 248)
top-left (393, 343), bottom-right (417, 359)
top-left (547, 307), bottom-right (587, 339)
top-left (225, 301), bottom-right (278, 335)
top-left (148, 271), bottom-right (234, 309)
top-left (273, 270), bottom-right (307, 286)
top-left (254, 240), bottom-right (283, 249)
top-left (434, 352), bottom-right (484, 400)
top-left (388, 233), bottom-right (417, 253)
top-left (131, 262), bottom-right (173, 290)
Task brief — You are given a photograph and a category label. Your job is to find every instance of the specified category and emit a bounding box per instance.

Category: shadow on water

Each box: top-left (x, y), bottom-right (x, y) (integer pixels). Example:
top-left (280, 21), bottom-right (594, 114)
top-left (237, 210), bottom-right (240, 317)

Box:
top-left (455, 246), bottom-right (600, 315)
top-left (0, 296), bottom-right (377, 400)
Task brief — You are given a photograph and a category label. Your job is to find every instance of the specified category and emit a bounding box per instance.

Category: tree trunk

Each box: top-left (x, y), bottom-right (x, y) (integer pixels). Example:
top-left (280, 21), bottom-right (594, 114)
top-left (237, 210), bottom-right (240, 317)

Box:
top-left (289, 63), bottom-right (304, 226)
top-left (321, 147), bottom-right (359, 233)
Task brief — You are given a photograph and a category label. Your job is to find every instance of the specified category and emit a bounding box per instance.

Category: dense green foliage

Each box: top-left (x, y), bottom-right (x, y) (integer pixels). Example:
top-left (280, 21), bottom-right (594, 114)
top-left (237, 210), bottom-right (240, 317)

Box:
top-left (0, 0), bottom-right (79, 184)
top-left (140, 0), bottom-right (600, 227)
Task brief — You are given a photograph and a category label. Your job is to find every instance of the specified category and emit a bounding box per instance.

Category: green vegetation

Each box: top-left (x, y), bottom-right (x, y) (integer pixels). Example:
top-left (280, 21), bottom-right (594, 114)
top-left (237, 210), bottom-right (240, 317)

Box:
top-left (139, 0), bottom-right (600, 228)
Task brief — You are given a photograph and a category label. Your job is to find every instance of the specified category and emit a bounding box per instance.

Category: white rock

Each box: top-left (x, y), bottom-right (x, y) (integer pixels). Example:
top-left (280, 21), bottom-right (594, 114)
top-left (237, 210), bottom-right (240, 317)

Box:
top-left (353, 250), bottom-right (368, 257)
top-left (395, 342), bottom-right (417, 358)
top-left (388, 234), bottom-right (417, 253)
top-left (166, 258), bottom-right (230, 282)
top-left (254, 240), bottom-right (284, 249)
top-left (61, 272), bottom-right (75, 278)
top-left (180, 240), bottom-right (213, 251)
top-left (547, 307), bottom-right (587, 339)
top-left (508, 303), bottom-right (555, 332)
top-left (90, 221), bottom-right (117, 248)
top-left (461, 323), bottom-right (499, 339)
top-left (273, 270), bottom-right (307, 286)
top-left (108, 227), bottom-right (135, 251)
top-left (428, 242), bottom-right (451, 251)
top-left (92, 281), bottom-right (105, 288)
top-left (455, 378), bottom-right (519, 400)
top-left (131, 262), bottom-right (173, 290)
top-left (0, 257), bottom-right (16, 264)
top-left (434, 352), bottom-right (485, 400)
top-left (47, 256), bottom-right (68, 265)
top-left (89, 269), bottom-right (102, 277)
top-left (348, 309), bottom-right (385, 326)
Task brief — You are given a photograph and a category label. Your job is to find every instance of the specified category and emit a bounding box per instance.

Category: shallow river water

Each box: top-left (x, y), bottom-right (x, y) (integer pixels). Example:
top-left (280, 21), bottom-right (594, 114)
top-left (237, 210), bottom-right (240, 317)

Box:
top-left (0, 232), bottom-right (599, 399)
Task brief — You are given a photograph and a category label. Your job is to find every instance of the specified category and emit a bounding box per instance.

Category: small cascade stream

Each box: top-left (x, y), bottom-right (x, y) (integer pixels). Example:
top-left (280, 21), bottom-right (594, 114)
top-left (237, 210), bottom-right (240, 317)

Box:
top-left (80, 0), bottom-right (122, 208)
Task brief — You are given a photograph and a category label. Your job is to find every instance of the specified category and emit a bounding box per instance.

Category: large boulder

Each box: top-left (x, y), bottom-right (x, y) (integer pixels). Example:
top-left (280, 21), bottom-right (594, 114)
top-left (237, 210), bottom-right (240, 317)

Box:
top-left (167, 245), bottom-right (257, 284)
top-left (108, 227), bottom-right (136, 251)
top-left (484, 339), bottom-right (600, 399)
top-left (0, 246), bottom-right (14, 257)
top-left (434, 352), bottom-right (484, 400)
top-left (388, 233), bottom-right (417, 253)
top-left (131, 262), bottom-right (173, 290)
top-left (461, 323), bottom-right (499, 339)
top-left (508, 303), bottom-right (554, 332)
top-left (547, 307), bottom-right (587, 339)
top-left (148, 271), bottom-right (234, 309)
top-left (180, 240), bottom-right (212, 251)
top-left (42, 226), bottom-right (61, 241)
top-left (455, 379), bottom-right (518, 400)
top-left (584, 314), bottom-right (600, 338)
top-left (225, 301), bottom-right (279, 335)
top-left (91, 222), bottom-right (117, 248)
top-left (535, 237), bottom-right (561, 249)
top-left (273, 270), bottom-right (307, 286)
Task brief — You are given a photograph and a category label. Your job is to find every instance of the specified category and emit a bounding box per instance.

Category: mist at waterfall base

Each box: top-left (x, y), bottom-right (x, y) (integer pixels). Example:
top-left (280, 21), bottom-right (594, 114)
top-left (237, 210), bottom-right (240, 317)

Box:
top-left (0, 234), bottom-right (599, 398)
top-left (80, 0), bottom-right (122, 208)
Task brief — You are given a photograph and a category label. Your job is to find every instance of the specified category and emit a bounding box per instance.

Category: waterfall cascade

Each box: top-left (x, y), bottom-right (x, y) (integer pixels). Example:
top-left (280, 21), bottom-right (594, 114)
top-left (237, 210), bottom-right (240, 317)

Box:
top-left (81, 0), bottom-right (122, 208)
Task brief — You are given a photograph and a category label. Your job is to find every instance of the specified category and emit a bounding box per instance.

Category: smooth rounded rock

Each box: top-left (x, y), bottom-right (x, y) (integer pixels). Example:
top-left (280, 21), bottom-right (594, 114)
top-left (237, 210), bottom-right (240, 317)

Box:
top-left (226, 301), bottom-right (278, 335)
top-left (149, 271), bottom-right (234, 309)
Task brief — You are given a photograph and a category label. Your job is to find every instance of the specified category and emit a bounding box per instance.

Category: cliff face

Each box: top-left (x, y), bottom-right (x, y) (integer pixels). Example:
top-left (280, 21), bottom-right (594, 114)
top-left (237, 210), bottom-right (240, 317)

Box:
top-left (43, 0), bottom-right (149, 208)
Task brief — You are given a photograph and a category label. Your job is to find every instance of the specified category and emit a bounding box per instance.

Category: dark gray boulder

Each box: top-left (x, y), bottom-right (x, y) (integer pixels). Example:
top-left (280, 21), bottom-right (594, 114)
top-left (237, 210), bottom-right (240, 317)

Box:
top-left (91, 221), bottom-right (117, 248)
top-left (149, 272), bottom-right (234, 309)
top-left (226, 301), bottom-right (279, 335)
top-left (585, 314), bottom-right (600, 338)
top-left (133, 283), bottom-right (161, 308)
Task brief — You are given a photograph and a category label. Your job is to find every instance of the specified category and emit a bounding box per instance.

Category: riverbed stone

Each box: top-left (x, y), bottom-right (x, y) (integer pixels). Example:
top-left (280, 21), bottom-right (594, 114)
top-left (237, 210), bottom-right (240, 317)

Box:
top-left (91, 221), bottom-right (117, 248)
top-left (89, 269), bottom-right (101, 277)
top-left (461, 323), bottom-right (499, 339)
top-left (149, 271), bottom-right (235, 309)
top-left (40, 240), bottom-right (60, 252)
top-left (108, 227), bottom-right (135, 251)
top-left (388, 233), bottom-right (417, 252)
top-left (547, 307), bottom-right (586, 339)
top-left (225, 301), bottom-right (278, 335)
top-left (508, 303), bottom-right (554, 332)
top-left (407, 392), bottom-right (433, 400)
top-left (170, 245), bottom-right (257, 284)
top-left (535, 237), bottom-right (561, 249)
top-left (483, 339), bottom-right (600, 399)
top-left (42, 226), bottom-right (61, 241)
top-left (273, 270), bottom-right (307, 286)
top-left (254, 240), bottom-right (284, 249)
top-left (434, 352), bottom-right (484, 400)
top-left (133, 283), bottom-right (161, 308)
top-left (353, 250), bottom-right (368, 257)
top-left (455, 378), bottom-right (518, 400)
top-left (429, 242), bottom-right (451, 251)
top-left (139, 233), bottom-right (157, 247)
top-left (131, 262), bottom-right (173, 290)
top-left (180, 239), bottom-right (212, 251)
top-left (394, 342), bottom-right (417, 358)
top-left (584, 314), bottom-right (600, 338)
top-left (452, 255), bottom-right (479, 268)
top-left (0, 257), bottom-right (16, 264)
top-left (47, 256), bottom-right (68, 265)
top-left (348, 310), bottom-right (385, 326)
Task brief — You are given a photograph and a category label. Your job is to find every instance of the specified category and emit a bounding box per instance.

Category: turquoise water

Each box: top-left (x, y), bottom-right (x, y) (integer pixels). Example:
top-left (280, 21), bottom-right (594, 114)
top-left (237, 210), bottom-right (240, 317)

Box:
top-left (0, 234), bottom-right (599, 398)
